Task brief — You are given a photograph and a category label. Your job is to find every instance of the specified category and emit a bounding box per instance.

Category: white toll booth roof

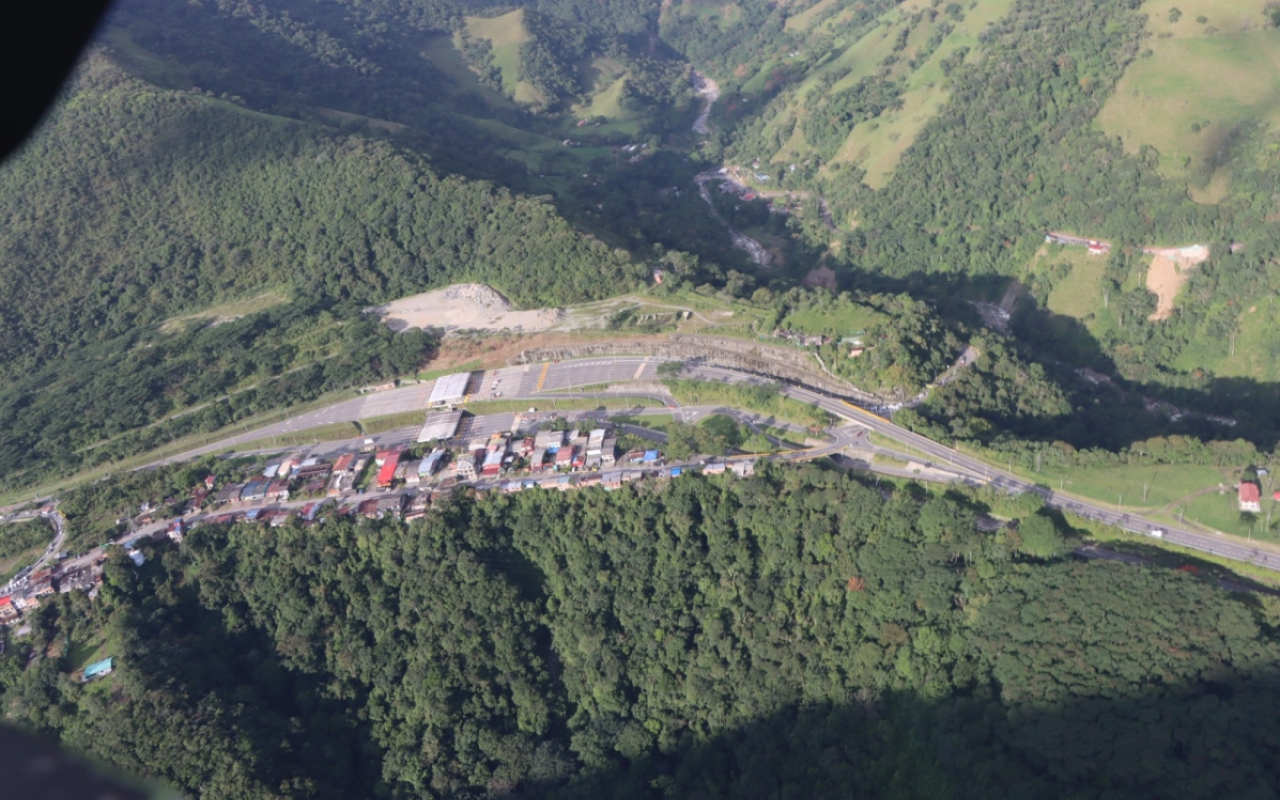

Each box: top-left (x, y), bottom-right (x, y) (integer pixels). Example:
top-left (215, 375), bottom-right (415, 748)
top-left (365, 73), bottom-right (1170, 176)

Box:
top-left (428, 372), bottom-right (472, 406)
top-left (417, 410), bottom-right (464, 443)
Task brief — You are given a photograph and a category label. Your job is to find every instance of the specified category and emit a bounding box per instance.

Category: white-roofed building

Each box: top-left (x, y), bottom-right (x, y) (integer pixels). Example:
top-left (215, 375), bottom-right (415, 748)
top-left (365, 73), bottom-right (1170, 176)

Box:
top-left (417, 409), bottom-right (464, 443)
top-left (427, 373), bottom-right (473, 406)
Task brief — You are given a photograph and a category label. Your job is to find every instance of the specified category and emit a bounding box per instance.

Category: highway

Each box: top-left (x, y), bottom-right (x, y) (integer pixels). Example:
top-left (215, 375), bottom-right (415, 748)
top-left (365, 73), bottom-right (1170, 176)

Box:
top-left (132, 353), bottom-right (1280, 575)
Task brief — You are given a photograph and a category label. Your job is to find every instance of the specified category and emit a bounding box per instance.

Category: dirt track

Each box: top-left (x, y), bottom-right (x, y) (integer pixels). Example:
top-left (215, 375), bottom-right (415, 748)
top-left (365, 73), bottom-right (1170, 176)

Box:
top-left (1144, 245), bottom-right (1207, 321)
top-left (368, 284), bottom-right (563, 333)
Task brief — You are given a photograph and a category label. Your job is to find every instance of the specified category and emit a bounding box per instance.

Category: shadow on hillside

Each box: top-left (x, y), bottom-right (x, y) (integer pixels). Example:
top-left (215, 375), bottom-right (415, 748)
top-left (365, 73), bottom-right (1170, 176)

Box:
top-left (526, 664), bottom-right (1280, 800)
top-left (834, 267), bottom-right (1280, 453)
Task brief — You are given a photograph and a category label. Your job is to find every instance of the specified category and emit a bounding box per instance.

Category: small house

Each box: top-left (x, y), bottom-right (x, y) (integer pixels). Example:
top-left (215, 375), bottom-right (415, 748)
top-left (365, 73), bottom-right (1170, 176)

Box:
top-left (0, 593), bottom-right (19, 624)
top-left (1240, 482), bottom-right (1262, 513)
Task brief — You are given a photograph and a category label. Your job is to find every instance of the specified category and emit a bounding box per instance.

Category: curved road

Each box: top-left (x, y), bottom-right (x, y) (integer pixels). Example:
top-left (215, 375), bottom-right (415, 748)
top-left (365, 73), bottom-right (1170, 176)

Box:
top-left (138, 354), bottom-right (1280, 574)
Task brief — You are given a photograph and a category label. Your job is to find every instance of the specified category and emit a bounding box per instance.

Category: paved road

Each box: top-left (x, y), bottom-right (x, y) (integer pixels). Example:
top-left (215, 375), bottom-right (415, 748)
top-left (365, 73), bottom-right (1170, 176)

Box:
top-left (1, 510), bottom-right (65, 594)
top-left (135, 354), bottom-right (1280, 574)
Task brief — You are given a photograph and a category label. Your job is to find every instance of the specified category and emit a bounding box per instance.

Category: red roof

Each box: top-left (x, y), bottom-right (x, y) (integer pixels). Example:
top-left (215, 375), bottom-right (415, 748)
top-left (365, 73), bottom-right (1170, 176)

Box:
top-left (377, 452), bottom-right (402, 486)
top-left (333, 453), bottom-right (355, 472)
top-left (0, 596), bottom-right (12, 607)
top-left (1240, 482), bottom-right (1261, 502)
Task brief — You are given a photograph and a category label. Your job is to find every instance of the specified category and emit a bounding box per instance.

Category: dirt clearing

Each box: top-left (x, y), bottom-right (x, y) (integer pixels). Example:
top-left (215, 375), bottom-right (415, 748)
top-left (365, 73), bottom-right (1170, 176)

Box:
top-left (1145, 245), bottom-right (1208, 321)
top-left (370, 284), bottom-right (564, 334)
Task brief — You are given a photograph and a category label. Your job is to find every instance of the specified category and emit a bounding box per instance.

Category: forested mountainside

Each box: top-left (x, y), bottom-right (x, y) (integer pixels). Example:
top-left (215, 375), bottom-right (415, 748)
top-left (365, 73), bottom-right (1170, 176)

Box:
top-left (0, 53), bottom-right (645, 491)
top-left (6, 466), bottom-right (1280, 799)
top-left (3, 55), bottom-right (639, 374)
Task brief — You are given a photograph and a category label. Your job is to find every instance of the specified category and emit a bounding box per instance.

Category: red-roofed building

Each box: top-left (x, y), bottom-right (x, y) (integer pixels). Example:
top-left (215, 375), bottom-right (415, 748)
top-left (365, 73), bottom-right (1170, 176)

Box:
top-left (1239, 482), bottom-right (1261, 513)
top-left (377, 451), bottom-right (402, 488)
top-left (0, 596), bottom-right (17, 624)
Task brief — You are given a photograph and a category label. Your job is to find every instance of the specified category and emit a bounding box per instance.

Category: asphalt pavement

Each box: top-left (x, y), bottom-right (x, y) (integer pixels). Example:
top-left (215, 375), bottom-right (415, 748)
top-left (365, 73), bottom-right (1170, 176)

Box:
top-left (127, 353), bottom-right (1280, 575)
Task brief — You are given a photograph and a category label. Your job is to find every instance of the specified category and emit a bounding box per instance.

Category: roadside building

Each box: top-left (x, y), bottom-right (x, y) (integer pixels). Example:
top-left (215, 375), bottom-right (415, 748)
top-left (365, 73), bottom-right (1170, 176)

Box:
top-left (82, 657), bottom-right (115, 681)
top-left (418, 409), bottom-right (465, 443)
top-left (482, 449), bottom-right (504, 477)
top-left (601, 435), bottom-right (617, 467)
top-left (0, 597), bottom-right (19, 624)
top-left (587, 429), bottom-right (606, 457)
top-left (427, 372), bottom-right (473, 407)
top-left (239, 481), bottom-right (267, 502)
top-left (265, 479), bottom-right (291, 501)
top-left (377, 451), bottom-right (402, 489)
top-left (730, 459), bottom-right (756, 477)
top-left (404, 494), bottom-right (429, 521)
top-left (333, 453), bottom-right (356, 474)
top-left (528, 447), bottom-right (549, 472)
top-left (166, 520), bottom-right (185, 543)
top-left (703, 461), bottom-right (726, 475)
top-left (296, 460), bottom-right (332, 481)
top-left (29, 571), bottom-right (54, 597)
top-left (215, 484), bottom-right (244, 505)
top-left (602, 472), bottom-right (623, 490)
top-left (377, 495), bottom-right (405, 519)
top-left (555, 446), bottom-right (575, 469)
top-left (420, 448), bottom-right (446, 478)
top-left (535, 429), bottom-right (565, 450)
top-left (1240, 482), bottom-right (1262, 513)
top-left (643, 450), bottom-right (661, 465)
top-left (403, 460), bottom-right (424, 485)
top-left (327, 471), bottom-right (356, 497)
top-left (456, 453), bottom-right (478, 481)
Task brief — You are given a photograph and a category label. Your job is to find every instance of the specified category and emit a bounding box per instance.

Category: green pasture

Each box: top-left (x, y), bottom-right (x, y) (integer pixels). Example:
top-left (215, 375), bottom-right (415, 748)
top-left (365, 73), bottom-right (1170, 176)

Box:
top-left (1097, 0), bottom-right (1280, 198)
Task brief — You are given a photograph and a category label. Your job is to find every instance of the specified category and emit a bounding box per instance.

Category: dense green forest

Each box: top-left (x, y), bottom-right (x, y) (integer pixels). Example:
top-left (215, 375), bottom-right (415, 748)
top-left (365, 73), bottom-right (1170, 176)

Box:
top-left (0, 53), bottom-right (649, 489)
top-left (5, 465), bottom-right (1280, 798)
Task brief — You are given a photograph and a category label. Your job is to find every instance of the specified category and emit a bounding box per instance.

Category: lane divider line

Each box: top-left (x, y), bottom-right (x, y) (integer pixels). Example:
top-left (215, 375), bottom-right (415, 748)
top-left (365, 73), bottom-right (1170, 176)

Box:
top-left (536, 362), bottom-right (550, 393)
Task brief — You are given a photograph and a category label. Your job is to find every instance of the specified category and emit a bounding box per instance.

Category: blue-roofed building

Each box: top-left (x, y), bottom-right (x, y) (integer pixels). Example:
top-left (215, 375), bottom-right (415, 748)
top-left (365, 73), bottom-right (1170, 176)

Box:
top-left (421, 448), bottom-right (445, 476)
top-left (83, 657), bottom-right (114, 681)
top-left (643, 450), bottom-right (660, 463)
top-left (670, 467), bottom-right (683, 478)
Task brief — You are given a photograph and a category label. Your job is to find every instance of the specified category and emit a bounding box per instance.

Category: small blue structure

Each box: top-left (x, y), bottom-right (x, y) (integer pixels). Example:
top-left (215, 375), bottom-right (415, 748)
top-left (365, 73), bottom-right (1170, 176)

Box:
top-left (83, 657), bottom-right (114, 681)
top-left (670, 467), bottom-right (683, 478)
top-left (643, 450), bottom-right (660, 463)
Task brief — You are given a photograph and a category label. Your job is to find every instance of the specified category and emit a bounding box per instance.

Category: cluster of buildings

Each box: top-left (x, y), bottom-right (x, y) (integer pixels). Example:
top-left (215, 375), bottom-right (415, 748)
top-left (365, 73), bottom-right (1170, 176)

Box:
top-left (0, 564), bottom-right (102, 628)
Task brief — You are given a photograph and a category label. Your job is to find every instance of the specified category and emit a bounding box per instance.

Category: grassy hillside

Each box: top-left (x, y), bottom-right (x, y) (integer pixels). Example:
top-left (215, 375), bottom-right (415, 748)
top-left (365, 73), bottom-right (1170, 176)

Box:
top-left (721, 0), bottom-right (1016, 188)
top-left (1096, 0), bottom-right (1280, 202)
top-left (465, 9), bottom-right (544, 104)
